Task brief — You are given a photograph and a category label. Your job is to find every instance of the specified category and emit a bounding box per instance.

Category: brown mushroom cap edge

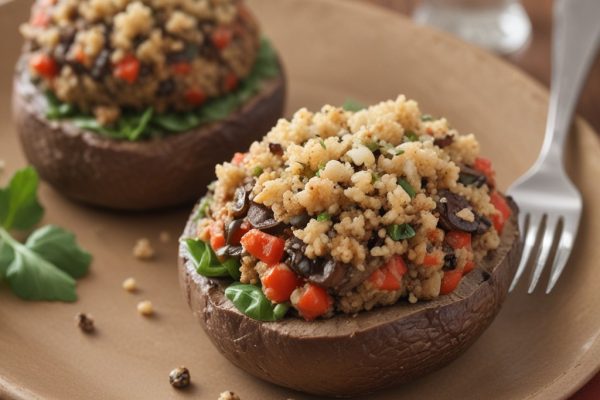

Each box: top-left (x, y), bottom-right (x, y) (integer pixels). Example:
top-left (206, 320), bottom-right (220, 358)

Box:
top-left (178, 197), bottom-right (521, 398)
top-left (12, 56), bottom-right (286, 211)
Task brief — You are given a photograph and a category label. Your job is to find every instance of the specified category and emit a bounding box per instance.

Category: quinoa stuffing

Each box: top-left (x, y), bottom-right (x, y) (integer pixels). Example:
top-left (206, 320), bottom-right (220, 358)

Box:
top-left (21, 0), bottom-right (259, 116)
top-left (185, 96), bottom-right (513, 320)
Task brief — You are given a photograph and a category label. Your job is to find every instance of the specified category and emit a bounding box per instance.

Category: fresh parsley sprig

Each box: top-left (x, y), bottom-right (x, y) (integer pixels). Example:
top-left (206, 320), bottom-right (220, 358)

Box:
top-left (0, 167), bottom-right (91, 302)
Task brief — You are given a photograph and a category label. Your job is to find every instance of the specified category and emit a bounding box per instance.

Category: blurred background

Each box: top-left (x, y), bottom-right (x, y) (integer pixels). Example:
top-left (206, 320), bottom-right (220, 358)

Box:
top-left (367, 0), bottom-right (600, 135)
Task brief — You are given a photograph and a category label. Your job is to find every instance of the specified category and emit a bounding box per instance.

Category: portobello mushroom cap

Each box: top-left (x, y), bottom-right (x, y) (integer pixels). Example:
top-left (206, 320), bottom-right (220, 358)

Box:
top-left (12, 59), bottom-right (286, 210)
top-left (178, 198), bottom-right (521, 397)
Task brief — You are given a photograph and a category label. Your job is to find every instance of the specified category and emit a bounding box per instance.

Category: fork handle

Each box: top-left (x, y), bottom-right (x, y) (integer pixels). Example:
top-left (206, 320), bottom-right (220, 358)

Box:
top-left (540, 0), bottom-right (600, 164)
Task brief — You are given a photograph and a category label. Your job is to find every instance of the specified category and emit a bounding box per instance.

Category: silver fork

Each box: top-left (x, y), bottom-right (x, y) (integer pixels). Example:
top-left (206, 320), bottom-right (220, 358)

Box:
top-left (508, 0), bottom-right (600, 294)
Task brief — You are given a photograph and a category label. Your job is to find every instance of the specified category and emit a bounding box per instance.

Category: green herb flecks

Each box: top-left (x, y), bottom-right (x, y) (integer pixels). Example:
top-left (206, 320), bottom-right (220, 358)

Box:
top-left (319, 139), bottom-right (327, 149)
top-left (421, 114), bottom-right (434, 122)
top-left (404, 130), bottom-right (419, 142)
top-left (387, 223), bottom-right (416, 241)
top-left (316, 212), bottom-right (330, 222)
top-left (315, 162), bottom-right (326, 177)
top-left (225, 282), bottom-right (289, 321)
top-left (397, 178), bottom-right (416, 199)
top-left (252, 166), bottom-right (264, 177)
top-left (342, 99), bottom-right (366, 112)
top-left (364, 140), bottom-right (379, 152)
top-left (0, 167), bottom-right (91, 302)
top-left (45, 38), bottom-right (280, 141)
top-left (192, 195), bottom-right (213, 222)
top-left (182, 238), bottom-right (240, 280)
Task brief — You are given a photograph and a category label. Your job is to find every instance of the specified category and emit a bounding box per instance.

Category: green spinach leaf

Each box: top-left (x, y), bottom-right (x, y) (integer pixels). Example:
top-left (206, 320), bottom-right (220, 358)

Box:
top-left (0, 166), bottom-right (44, 230)
top-left (342, 99), bottom-right (366, 112)
top-left (25, 225), bottom-right (92, 279)
top-left (183, 238), bottom-right (242, 280)
top-left (224, 283), bottom-right (289, 321)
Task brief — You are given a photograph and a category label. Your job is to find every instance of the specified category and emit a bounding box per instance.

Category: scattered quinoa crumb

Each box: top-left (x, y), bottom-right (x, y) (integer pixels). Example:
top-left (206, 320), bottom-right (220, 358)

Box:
top-left (218, 391), bottom-right (241, 400)
top-left (122, 277), bottom-right (137, 292)
top-left (133, 238), bottom-right (155, 260)
top-left (159, 231), bottom-right (171, 243)
top-left (137, 300), bottom-right (154, 316)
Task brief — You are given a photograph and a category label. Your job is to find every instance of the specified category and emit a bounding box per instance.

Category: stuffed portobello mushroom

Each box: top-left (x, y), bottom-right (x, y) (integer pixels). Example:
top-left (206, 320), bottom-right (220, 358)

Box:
top-left (179, 96), bottom-right (520, 396)
top-left (13, 0), bottom-right (285, 210)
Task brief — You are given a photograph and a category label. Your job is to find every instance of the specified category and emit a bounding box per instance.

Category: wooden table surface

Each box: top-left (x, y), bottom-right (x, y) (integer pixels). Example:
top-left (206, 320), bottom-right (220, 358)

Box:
top-left (366, 1), bottom-right (600, 399)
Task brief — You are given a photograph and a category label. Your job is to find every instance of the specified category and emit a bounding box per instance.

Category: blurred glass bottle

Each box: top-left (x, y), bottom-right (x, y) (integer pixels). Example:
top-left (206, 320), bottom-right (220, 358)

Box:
top-left (413, 0), bottom-right (532, 54)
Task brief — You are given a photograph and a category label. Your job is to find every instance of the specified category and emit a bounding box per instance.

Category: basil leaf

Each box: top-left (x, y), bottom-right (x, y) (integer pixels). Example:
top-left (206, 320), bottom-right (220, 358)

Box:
top-left (397, 178), bottom-right (416, 199)
top-left (224, 283), bottom-right (289, 321)
top-left (342, 99), bottom-right (366, 112)
top-left (387, 223), bottom-right (416, 241)
top-left (223, 258), bottom-right (241, 281)
top-left (183, 238), bottom-right (229, 278)
top-left (25, 225), bottom-right (91, 279)
top-left (5, 244), bottom-right (77, 302)
top-left (0, 167), bottom-right (44, 230)
top-left (0, 239), bottom-right (15, 279)
top-left (0, 229), bottom-right (77, 302)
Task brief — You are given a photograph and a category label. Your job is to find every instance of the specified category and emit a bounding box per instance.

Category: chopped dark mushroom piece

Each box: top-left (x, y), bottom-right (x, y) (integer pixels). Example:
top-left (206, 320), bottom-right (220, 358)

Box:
top-left (226, 219), bottom-right (245, 245)
top-left (433, 135), bottom-right (454, 148)
top-left (247, 202), bottom-right (284, 233)
top-left (459, 165), bottom-right (487, 188)
top-left (289, 212), bottom-right (310, 228)
top-left (216, 245), bottom-right (245, 258)
top-left (268, 142), bottom-right (284, 156)
top-left (437, 190), bottom-right (479, 233)
top-left (284, 237), bottom-right (349, 288)
top-left (443, 253), bottom-right (457, 271)
top-left (231, 186), bottom-right (250, 218)
top-left (476, 215), bottom-right (493, 234)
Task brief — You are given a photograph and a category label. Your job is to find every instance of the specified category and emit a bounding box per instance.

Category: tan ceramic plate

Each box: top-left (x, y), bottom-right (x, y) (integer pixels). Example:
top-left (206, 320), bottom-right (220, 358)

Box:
top-left (1, 1), bottom-right (600, 399)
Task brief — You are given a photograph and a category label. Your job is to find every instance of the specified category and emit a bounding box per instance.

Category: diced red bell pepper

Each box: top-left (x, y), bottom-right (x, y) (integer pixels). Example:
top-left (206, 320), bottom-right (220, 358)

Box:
top-left (113, 54), bottom-right (140, 84)
top-left (294, 283), bottom-right (332, 321)
top-left (30, 53), bottom-right (58, 79)
top-left (490, 191), bottom-right (512, 234)
top-left (440, 269), bottom-right (463, 295)
top-left (30, 10), bottom-right (51, 27)
top-left (231, 152), bottom-right (246, 165)
top-left (209, 221), bottom-right (226, 251)
top-left (463, 260), bottom-right (475, 274)
top-left (224, 72), bottom-right (238, 92)
top-left (474, 157), bottom-right (496, 187)
top-left (368, 255), bottom-right (408, 291)
top-left (445, 231), bottom-right (472, 250)
top-left (184, 88), bottom-right (206, 106)
top-left (423, 253), bottom-right (442, 267)
top-left (228, 221), bottom-right (250, 246)
top-left (240, 229), bottom-right (285, 265)
top-left (261, 264), bottom-right (301, 303)
top-left (171, 61), bottom-right (192, 75)
top-left (211, 27), bottom-right (233, 50)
